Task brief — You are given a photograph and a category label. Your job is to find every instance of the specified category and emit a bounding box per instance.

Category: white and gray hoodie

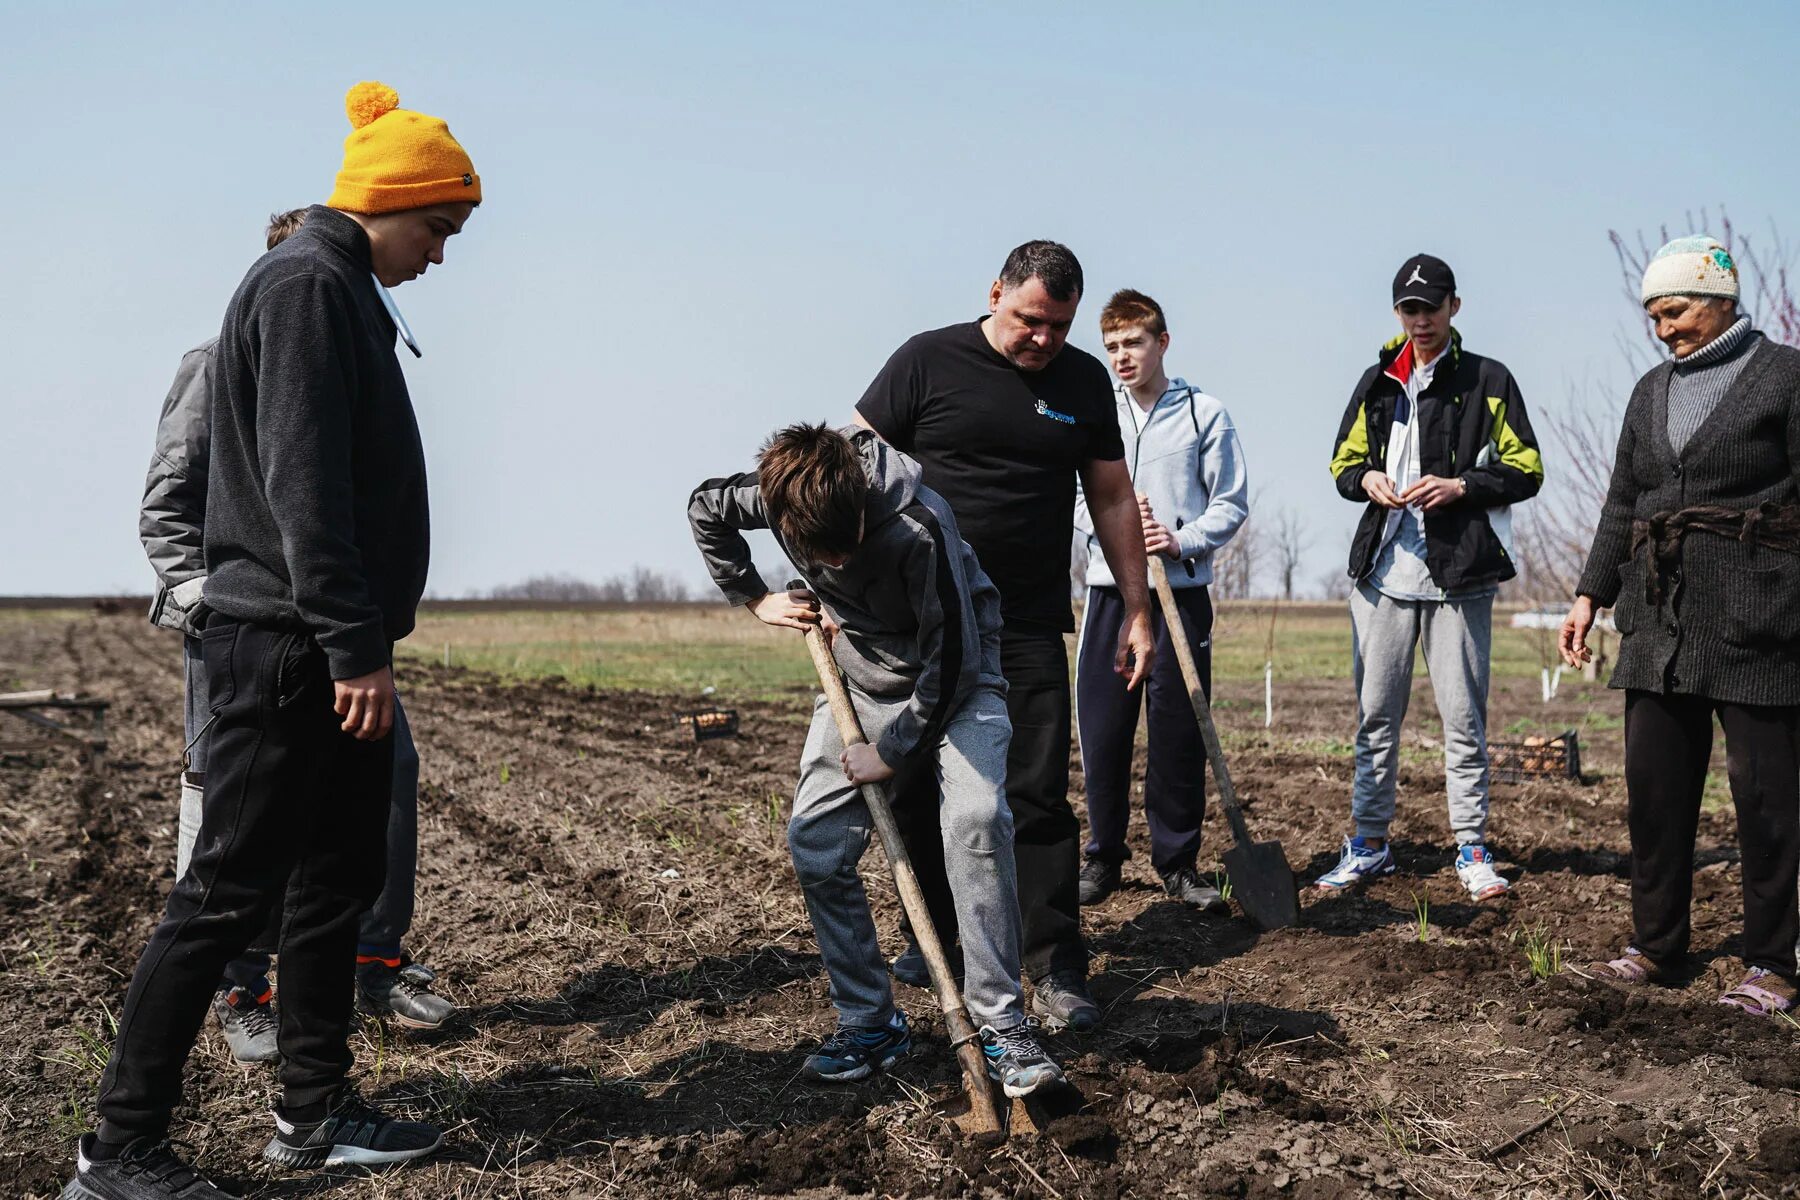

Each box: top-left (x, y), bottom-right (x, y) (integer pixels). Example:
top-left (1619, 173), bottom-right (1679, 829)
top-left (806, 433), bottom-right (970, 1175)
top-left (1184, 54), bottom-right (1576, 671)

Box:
top-left (1075, 377), bottom-right (1250, 588)
top-left (688, 429), bottom-right (1005, 766)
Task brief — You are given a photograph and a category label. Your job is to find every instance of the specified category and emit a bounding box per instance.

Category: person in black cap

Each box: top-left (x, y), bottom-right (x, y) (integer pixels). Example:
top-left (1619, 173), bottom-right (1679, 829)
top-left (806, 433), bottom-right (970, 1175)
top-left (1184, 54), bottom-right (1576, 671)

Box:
top-left (1318, 254), bottom-right (1544, 900)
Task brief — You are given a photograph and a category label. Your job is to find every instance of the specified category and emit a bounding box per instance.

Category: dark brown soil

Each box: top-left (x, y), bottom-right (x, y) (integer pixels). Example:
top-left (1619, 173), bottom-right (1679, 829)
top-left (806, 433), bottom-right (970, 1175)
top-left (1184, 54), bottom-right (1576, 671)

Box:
top-left (5, 612), bottom-right (1799, 1198)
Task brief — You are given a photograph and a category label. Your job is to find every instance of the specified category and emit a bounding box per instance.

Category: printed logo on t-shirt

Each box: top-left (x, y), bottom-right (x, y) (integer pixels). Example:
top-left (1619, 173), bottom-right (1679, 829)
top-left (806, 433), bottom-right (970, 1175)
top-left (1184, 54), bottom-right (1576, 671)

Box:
top-left (1034, 399), bottom-right (1077, 425)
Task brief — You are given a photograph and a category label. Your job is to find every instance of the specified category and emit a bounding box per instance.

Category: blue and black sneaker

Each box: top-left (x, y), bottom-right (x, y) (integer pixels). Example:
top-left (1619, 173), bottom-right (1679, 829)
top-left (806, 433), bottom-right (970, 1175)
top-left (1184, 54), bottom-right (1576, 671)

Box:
top-left (803, 1011), bottom-right (912, 1083)
top-left (980, 1022), bottom-right (1065, 1098)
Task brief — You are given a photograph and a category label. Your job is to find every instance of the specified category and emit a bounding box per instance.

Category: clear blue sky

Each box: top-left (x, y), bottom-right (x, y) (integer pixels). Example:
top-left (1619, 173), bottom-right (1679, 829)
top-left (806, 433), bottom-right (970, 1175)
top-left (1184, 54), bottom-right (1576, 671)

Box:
top-left (7, 1), bottom-right (1799, 597)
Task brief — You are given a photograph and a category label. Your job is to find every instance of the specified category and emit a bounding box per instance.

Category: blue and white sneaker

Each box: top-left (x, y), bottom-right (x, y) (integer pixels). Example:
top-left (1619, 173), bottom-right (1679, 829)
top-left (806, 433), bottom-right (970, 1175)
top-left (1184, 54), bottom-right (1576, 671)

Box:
top-left (1314, 836), bottom-right (1397, 891)
top-left (802, 1011), bottom-right (911, 1082)
top-left (1455, 844), bottom-right (1511, 901)
top-left (980, 1022), bottom-right (1065, 1098)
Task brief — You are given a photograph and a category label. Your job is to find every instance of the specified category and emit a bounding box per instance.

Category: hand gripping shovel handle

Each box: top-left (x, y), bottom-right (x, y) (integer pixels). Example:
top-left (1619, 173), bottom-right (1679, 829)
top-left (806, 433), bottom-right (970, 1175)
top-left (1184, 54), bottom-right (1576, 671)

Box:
top-left (1146, 556), bottom-right (1255, 851)
top-left (797, 614), bottom-right (1003, 1134)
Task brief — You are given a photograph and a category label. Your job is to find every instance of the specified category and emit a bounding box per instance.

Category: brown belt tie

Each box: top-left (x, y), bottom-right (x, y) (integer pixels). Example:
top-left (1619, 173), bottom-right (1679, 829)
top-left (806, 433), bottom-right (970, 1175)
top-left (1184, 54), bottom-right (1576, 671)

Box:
top-left (1629, 501), bottom-right (1800, 608)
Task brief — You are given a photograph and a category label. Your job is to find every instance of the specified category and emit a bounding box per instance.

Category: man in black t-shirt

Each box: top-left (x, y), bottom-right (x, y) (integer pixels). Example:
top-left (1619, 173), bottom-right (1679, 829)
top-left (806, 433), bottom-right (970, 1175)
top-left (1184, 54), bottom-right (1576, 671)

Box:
top-left (855, 240), bottom-right (1155, 1030)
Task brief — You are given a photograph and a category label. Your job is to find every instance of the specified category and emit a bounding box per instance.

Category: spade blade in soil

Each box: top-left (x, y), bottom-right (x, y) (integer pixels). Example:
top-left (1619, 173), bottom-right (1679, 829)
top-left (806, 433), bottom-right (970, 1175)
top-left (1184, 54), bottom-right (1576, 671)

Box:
top-left (1011, 1078), bottom-right (1087, 1135)
top-left (1222, 839), bottom-right (1300, 931)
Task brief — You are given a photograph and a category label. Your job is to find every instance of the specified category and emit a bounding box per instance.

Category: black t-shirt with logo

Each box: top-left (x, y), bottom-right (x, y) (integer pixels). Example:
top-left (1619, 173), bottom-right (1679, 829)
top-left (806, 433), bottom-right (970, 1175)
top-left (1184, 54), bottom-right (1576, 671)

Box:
top-left (856, 318), bottom-right (1124, 634)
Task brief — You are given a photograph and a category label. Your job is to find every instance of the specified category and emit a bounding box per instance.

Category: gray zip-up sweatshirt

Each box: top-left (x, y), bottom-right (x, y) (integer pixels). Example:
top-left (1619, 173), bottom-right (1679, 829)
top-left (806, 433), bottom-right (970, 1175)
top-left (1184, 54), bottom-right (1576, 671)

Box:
top-left (1075, 378), bottom-right (1249, 588)
top-left (688, 429), bottom-right (1004, 766)
top-left (140, 339), bottom-right (218, 634)
top-left (205, 205), bottom-right (429, 679)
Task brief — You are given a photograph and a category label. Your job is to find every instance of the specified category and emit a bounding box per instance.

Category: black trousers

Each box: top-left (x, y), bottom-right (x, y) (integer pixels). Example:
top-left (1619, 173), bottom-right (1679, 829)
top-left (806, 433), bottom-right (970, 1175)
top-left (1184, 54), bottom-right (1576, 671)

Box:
top-left (894, 631), bottom-right (1085, 981)
top-left (97, 620), bottom-right (392, 1143)
top-left (1623, 689), bottom-right (1800, 980)
top-left (1077, 584), bottom-right (1212, 874)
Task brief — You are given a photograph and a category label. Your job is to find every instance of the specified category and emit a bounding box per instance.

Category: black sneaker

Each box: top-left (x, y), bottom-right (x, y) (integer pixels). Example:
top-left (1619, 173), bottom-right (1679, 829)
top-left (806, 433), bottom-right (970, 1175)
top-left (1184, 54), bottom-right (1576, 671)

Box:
top-left (211, 986), bottom-right (279, 1065)
top-left (64, 1134), bottom-right (239, 1198)
top-left (888, 940), bottom-right (962, 990)
top-left (802, 1011), bottom-right (913, 1082)
top-left (357, 957), bottom-right (455, 1030)
top-left (980, 1022), bottom-right (1066, 1097)
top-left (1160, 867), bottom-right (1231, 915)
top-left (1030, 970), bottom-right (1101, 1032)
top-left (263, 1089), bottom-right (442, 1170)
top-left (1078, 857), bottom-right (1121, 906)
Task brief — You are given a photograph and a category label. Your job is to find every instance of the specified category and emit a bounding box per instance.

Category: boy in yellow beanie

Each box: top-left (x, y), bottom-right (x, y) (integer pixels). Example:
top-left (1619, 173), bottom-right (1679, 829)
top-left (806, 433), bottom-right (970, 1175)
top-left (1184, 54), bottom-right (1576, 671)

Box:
top-left (67, 83), bottom-right (479, 1200)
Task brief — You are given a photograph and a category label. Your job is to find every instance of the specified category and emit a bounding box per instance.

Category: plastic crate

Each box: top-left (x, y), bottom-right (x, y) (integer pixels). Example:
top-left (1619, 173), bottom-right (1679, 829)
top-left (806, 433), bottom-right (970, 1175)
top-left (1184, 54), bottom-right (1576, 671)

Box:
top-left (1489, 729), bottom-right (1581, 783)
top-left (676, 707), bottom-right (740, 742)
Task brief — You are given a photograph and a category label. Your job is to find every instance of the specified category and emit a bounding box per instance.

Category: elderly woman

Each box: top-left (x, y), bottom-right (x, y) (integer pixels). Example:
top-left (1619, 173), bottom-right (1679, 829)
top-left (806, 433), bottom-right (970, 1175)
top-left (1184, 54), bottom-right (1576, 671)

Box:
top-left (1561, 236), bottom-right (1800, 1017)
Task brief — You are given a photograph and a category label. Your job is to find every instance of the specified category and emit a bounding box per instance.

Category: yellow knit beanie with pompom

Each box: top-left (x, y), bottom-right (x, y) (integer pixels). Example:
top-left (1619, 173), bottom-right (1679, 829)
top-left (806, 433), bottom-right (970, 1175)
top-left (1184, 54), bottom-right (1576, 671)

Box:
top-left (328, 81), bottom-right (481, 213)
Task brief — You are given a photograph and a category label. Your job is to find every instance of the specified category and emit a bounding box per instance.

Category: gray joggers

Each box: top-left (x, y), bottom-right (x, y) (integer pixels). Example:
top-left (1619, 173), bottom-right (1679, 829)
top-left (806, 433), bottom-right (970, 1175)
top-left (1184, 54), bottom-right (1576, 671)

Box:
top-left (177, 634), bottom-right (421, 981)
top-left (1349, 584), bottom-right (1494, 845)
top-left (789, 683), bottom-right (1026, 1031)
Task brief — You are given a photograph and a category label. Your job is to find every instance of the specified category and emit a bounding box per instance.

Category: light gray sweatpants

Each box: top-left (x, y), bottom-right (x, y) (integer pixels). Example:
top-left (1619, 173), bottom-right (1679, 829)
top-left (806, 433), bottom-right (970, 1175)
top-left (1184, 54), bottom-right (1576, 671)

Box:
top-left (789, 683), bottom-right (1026, 1031)
top-left (1349, 584), bottom-right (1494, 846)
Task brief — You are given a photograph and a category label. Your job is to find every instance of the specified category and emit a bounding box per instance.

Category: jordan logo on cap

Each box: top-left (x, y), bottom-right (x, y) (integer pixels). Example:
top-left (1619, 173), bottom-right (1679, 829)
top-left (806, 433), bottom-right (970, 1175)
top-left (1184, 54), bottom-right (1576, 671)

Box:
top-left (1406, 265), bottom-right (1428, 286)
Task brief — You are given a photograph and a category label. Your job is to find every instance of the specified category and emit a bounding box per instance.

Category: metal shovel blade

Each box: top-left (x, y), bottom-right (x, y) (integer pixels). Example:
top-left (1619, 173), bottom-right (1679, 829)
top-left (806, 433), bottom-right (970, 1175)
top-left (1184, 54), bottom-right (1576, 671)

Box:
top-left (1221, 839), bottom-right (1301, 931)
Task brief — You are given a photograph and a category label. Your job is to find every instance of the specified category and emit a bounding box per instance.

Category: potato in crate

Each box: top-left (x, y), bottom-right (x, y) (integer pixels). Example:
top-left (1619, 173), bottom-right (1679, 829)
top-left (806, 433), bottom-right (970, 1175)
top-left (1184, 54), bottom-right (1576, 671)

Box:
top-left (676, 707), bottom-right (740, 742)
top-left (1489, 729), bottom-right (1581, 783)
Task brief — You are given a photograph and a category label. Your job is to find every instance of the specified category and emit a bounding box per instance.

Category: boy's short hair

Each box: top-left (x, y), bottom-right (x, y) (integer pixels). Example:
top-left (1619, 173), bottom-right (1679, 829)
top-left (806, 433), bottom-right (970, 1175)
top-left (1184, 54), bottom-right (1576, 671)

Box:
top-left (1099, 288), bottom-right (1167, 337)
top-left (265, 208), bottom-right (308, 250)
top-left (758, 423), bottom-right (868, 564)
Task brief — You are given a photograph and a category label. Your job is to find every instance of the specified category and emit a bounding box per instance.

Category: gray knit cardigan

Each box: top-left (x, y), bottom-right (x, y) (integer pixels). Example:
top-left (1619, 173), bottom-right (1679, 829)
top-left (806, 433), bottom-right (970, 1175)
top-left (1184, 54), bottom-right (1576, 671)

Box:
top-left (1577, 338), bottom-right (1800, 704)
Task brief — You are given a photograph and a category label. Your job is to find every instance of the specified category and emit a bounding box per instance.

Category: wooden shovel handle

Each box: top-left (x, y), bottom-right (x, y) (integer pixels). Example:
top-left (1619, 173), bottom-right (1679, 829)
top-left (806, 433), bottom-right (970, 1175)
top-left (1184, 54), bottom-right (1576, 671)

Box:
top-left (1147, 556), bottom-right (1255, 850)
top-left (796, 608), bottom-right (1001, 1134)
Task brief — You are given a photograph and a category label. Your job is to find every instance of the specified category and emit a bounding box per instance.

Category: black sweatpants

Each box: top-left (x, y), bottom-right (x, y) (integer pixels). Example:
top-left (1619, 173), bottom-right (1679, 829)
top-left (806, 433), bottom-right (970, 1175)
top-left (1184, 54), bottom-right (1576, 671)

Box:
top-left (894, 631), bottom-right (1086, 981)
top-left (97, 619), bottom-right (392, 1143)
top-left (1623, 689), bottom-right (1800, 981)
top-left (1077, 584), bottom-right (1213, 874)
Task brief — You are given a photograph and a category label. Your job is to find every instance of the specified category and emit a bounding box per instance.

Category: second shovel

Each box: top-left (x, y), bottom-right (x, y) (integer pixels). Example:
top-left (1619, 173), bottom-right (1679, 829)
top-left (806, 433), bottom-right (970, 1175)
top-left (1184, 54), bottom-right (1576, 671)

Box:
top-left (1148, 555), bottom-right (1300, 931)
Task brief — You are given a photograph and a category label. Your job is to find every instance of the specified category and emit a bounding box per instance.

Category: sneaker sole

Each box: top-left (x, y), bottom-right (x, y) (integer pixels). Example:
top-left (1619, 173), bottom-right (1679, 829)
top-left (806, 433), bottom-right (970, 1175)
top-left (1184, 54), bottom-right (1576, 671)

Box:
top-left (264, 1132), bottom-right (444, 1170)
top-left (1314, 862), bottom-right (1398, 891)
top-left (1002, 1067), bottom-right (1066, 1098)
top-left (358, 1000), bottom-right (453, 1031)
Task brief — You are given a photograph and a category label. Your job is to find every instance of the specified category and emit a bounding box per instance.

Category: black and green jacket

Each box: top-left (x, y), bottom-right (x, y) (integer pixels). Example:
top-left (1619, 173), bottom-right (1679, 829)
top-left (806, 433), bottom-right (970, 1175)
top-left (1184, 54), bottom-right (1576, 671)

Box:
top-left (1329, 330), bottom-right (1544, 590)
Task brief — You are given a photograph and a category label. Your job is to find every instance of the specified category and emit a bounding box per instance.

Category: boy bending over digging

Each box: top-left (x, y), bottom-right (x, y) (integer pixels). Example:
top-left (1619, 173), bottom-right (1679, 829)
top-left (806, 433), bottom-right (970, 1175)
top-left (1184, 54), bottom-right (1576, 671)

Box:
top-left (688, 423), bottom-right (1064, 1097)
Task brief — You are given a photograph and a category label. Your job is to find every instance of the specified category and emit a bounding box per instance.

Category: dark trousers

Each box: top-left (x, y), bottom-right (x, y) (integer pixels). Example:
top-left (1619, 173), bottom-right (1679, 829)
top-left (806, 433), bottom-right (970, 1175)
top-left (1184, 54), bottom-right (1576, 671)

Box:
top-left (894, 631), bottom-right (1085, 981)
top-left (1623, 689), bottom-right (1800, 980)
top-left (181, 641), bottom-right (422, 987)
top-left (1077, 584), bottom-right (1212, 874)
top-left (97, 620), bottom-right (392, 1143)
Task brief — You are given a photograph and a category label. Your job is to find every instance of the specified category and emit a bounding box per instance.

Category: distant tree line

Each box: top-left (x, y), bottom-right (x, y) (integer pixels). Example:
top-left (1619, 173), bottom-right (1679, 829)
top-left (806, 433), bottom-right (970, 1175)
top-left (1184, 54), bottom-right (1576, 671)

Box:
top-left (488, 566), bottom-right (693, 603)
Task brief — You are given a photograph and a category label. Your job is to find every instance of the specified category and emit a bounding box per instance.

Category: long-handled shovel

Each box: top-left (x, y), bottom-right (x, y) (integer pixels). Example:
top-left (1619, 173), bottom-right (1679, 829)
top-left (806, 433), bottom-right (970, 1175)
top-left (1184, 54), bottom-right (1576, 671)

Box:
top-left (793, 595), bottom-right (1003, 1135)
top-left (1148, 556), bottom-right (1301, 931)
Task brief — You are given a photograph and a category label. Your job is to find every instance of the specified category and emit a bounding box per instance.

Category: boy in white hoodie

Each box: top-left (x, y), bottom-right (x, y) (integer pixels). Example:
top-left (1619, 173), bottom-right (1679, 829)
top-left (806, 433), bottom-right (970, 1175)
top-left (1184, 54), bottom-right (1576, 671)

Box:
top-left (1075, 290), bottom-right (1250, 908)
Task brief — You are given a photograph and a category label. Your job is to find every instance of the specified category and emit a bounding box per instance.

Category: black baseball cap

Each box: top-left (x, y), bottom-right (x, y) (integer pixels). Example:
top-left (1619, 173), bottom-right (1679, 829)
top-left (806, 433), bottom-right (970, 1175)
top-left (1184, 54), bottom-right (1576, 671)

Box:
top-left (1392, 254), bottom-right (1456, 308)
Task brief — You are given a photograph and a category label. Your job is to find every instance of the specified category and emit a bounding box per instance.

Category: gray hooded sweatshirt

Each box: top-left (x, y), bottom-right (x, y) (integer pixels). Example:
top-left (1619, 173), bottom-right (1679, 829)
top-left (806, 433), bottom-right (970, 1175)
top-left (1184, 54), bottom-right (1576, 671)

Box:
top-left (688, 429), bottom-right (1004, 766)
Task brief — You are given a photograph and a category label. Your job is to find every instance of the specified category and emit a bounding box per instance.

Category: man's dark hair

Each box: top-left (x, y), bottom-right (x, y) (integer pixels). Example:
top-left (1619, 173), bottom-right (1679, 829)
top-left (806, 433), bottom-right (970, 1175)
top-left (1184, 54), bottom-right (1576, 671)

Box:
top-left (266, 208), bottom-right (308, 251)
top-left (998, 240), bottom-right (1084, 302)
top-left (757, 423), bottom-right (868, 564)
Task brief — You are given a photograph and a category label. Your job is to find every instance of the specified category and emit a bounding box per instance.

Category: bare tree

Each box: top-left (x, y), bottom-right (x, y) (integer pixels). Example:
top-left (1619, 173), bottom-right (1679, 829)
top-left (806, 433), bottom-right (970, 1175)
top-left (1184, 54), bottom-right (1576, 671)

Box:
top-left (626, 565), bottom-right (691, 603)
top-left (489, 566), bottom-right (692, 603)
top-left (1268, 507), bottom-right (1308, 601)
top-left (1315, 564), bottom-right (1353, 602)
top-left (1211, 499), bottom-right (1263, 600)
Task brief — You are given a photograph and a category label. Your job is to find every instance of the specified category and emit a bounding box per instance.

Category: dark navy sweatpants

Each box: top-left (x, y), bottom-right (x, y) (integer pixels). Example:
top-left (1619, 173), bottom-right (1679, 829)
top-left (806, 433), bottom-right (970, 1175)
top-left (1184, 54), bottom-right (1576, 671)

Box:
top-left (1076, 583), bottom-right (1213, 874)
